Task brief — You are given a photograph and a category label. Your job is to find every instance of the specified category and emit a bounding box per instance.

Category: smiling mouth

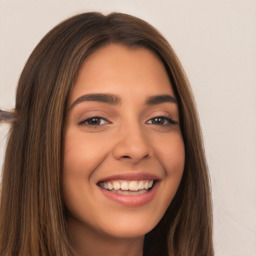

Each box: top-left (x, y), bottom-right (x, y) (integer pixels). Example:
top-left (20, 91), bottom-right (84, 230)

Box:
top-left (98, 180), bottom-right (155, 195)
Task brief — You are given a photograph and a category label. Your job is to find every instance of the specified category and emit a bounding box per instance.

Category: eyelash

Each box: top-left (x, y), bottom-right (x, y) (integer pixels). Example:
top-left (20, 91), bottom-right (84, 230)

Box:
top-left (79, 116), bottom-right (110, 126)
top-left (79, 115), bottom-right (178, 127)
top-left (146, 115), bottom-right (178, 126)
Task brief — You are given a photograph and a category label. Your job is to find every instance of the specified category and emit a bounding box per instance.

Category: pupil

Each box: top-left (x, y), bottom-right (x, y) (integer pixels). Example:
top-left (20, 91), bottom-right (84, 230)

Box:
top-left (154, 117), bottom-right (163, 124)
top-left (90, 118), bottom-right (99, 125)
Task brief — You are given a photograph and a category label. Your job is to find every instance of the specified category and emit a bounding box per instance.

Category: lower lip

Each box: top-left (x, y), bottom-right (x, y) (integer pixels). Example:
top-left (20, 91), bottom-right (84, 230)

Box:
top-left (98, 182), bottom-right (159, 207)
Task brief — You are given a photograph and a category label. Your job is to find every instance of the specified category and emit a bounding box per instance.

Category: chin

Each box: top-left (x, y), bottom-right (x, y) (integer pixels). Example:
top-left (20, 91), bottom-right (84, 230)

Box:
top-left (93, 209), bottom-right (162, 239)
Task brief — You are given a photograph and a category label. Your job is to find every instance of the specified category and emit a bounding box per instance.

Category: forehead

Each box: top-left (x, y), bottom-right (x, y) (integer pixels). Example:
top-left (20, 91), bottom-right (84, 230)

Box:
top-left (70, 43), bottom-right (174, 102)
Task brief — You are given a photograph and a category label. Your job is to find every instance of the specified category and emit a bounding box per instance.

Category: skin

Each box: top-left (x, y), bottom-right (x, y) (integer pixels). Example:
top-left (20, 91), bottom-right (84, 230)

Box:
top-left (63, 44), bottom-right (185, 256)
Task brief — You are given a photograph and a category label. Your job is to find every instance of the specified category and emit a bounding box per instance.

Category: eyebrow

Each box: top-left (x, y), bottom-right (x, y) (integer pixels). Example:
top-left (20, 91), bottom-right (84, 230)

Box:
top-left (145, 94), bottom-right (177, 105)
top-left (69, 94), bottom-right (121, 109)
top-left (69, 93), bottom-right (177, 110)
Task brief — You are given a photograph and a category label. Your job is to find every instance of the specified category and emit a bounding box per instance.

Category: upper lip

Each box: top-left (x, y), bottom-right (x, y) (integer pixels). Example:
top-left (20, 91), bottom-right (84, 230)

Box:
top-left (97, 172), bottom-right (161, 184)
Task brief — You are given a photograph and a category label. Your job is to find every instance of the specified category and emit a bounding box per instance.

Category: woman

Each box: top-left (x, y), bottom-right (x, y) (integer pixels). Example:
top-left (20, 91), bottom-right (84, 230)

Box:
top-left (0, 12), bottom-right (213, 256)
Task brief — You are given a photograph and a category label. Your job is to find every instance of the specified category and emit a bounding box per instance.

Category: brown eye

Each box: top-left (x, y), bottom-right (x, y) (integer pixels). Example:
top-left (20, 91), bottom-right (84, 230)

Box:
top-left (79, 117), bottom-right (109, 126)
top-left (146, 116), bottom-right (178, 126)
top-left (151, 117), bottom-right (166, 125)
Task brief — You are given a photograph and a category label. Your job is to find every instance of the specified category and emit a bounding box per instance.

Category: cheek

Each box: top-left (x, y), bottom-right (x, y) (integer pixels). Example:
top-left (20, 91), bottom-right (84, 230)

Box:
top-left (62, 133), bottom-right (108, 228)
top-left (153, 133), bottom-right (185, 201)
top-left (63, 131), bottom-right (110, 176)
top-left (165, 141), bottom-right (185, 175)
top-left (62, 132), bottom-right (106, 210)
top-left (154, 132), bottom-right (185, 174)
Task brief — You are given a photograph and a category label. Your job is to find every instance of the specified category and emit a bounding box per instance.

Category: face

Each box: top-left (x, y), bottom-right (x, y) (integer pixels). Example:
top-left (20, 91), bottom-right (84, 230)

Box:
top-left (63, 44), bottom-right (185, 240)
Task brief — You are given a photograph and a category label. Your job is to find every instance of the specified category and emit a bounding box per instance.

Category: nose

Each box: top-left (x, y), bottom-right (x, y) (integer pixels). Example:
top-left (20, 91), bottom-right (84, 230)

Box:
top-left (112, 124), bottom-right (151, 163)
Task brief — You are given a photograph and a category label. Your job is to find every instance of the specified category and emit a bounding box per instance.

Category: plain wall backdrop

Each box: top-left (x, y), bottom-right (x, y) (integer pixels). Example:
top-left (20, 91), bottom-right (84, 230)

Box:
top-left (0, 0), bottom-right (255, 255)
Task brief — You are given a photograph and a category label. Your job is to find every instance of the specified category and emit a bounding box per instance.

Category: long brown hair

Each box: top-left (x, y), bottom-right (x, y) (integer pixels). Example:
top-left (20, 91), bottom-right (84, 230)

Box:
top-left (0, 12), bottom-right (213, 255)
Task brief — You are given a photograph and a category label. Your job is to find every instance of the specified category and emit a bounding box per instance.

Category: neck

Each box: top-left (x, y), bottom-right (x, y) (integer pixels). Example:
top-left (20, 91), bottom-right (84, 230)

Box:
top-left (67, 217), bottom-right (144, 256)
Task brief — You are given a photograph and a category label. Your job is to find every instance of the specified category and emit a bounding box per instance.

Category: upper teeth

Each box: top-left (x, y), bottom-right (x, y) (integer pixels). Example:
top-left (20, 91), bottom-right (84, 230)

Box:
top-left (99, 180), bottom-right (154, 191)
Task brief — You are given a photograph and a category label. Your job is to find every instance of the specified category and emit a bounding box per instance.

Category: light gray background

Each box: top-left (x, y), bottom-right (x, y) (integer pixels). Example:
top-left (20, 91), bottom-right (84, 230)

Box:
top-left (0, 0), bottom-right (255, 255)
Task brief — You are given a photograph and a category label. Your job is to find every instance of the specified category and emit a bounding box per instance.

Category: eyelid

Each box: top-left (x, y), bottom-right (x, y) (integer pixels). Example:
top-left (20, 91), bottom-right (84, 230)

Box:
top-left (78, 116), bottom-right (111, 126)
top-left (145, 115), bottom-right (178, 125)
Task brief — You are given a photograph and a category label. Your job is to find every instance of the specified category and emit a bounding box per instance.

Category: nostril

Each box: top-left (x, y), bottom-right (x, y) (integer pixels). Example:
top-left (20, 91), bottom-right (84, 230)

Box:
top-left (121, 153), bottom-right (149, 160)
top-left (113, 140), bottom-right (151, 161)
